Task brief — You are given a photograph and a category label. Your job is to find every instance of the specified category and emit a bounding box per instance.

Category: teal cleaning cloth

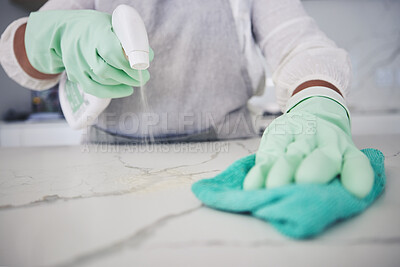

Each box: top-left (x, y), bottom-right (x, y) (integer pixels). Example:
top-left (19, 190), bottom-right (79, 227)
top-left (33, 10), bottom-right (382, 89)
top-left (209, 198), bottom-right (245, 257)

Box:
top-left (192, 148), bottom-right (385, 239)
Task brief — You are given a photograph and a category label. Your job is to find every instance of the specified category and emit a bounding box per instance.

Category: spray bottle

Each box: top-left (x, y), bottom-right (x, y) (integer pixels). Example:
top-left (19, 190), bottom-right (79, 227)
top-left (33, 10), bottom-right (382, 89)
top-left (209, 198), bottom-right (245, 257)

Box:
top-left (58, 5), bottom-right (150, 130)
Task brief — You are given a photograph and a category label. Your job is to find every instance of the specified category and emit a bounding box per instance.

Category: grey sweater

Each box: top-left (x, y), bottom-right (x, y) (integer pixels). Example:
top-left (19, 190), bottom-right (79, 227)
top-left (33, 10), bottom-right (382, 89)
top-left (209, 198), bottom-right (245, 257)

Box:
top-left (93, 0), bottom-right (258, 142)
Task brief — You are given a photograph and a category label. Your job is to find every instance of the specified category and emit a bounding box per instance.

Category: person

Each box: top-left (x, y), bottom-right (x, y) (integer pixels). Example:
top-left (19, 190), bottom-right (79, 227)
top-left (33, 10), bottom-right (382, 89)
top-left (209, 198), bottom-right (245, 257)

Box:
top-left (0, 0), bottom-right (374, 198)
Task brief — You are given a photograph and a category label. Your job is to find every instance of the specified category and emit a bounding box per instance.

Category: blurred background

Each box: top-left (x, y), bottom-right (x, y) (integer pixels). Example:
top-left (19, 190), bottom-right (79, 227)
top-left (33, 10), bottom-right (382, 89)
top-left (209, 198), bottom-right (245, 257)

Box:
top-left (0, 0), bottom-right (399, 146)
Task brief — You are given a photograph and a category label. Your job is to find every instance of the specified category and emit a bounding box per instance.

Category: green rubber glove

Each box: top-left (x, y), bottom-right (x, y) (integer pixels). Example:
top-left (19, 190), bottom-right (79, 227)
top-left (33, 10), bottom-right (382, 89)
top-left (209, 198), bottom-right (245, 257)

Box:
top-left (25, 10), bottom-right (154, 98)
top-left (243, 96), bottom-right (374, 198)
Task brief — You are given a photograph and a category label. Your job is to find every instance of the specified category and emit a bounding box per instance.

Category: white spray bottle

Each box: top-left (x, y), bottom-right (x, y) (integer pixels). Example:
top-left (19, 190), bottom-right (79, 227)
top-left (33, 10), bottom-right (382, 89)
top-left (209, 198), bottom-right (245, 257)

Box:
top-left (59, 5), bottom-right (150, 130)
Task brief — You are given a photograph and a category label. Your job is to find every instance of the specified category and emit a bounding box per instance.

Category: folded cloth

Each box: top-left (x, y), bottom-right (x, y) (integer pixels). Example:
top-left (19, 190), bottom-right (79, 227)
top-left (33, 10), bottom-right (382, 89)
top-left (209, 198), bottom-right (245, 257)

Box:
top-left (192, 148), bottom-right (385, 239)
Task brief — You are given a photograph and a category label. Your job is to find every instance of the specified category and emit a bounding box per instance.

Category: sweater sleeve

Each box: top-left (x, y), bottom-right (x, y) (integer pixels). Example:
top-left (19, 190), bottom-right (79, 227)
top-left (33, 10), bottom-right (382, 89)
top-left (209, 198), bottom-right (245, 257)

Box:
top-left (0, 0), bottom-right (95, 91)
top-left (251, 0), bottom-right (351, 110)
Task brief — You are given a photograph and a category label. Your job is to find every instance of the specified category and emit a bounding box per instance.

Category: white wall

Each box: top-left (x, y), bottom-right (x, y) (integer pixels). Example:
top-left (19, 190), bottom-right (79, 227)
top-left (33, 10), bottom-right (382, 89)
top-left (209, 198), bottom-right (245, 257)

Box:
top-left (303, 0), bottom-right (400, 113)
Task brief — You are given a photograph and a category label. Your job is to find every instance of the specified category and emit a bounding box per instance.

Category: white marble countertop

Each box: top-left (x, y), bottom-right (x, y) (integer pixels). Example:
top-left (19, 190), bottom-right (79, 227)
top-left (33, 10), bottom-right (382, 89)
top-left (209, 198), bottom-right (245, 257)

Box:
top-left (0, 135), bottom-right (399, 267)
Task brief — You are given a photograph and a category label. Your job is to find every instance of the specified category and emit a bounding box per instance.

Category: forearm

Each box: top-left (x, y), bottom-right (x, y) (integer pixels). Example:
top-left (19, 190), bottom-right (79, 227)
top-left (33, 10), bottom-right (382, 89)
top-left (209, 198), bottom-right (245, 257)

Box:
top-left (0, 0), bottom-right (95, 90)
top-left (293, 80), bottom-right (343, 97)
top-left (14, 23), bottom-right (60, 80)
top-left (0, 17), bottom-right (61, 90)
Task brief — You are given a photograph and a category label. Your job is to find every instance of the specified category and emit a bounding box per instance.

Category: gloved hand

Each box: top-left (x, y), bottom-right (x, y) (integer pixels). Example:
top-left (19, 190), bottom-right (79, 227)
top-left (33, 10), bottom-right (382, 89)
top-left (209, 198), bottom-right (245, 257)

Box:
top-left (25, 10), bottom-right (154, 98)
top-left (243, 96), bottom-right (374, 198)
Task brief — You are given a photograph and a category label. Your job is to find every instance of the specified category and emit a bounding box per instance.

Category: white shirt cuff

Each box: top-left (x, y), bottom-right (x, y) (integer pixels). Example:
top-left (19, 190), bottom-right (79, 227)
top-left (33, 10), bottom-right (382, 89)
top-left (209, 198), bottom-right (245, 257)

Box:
top-left (0, 17), bottom-right (61, 91)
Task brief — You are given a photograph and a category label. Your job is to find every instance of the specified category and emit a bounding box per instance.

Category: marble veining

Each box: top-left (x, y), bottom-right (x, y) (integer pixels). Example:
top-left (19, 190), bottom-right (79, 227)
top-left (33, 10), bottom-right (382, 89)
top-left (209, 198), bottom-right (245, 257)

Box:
top-left (0, 136), bottom-right (399, 267)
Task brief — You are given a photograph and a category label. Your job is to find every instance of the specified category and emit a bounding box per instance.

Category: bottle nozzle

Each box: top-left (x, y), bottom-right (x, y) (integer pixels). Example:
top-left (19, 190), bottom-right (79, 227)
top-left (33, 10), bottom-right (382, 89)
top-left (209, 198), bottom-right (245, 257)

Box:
top-left (127, 50), bottom-right (149, 70)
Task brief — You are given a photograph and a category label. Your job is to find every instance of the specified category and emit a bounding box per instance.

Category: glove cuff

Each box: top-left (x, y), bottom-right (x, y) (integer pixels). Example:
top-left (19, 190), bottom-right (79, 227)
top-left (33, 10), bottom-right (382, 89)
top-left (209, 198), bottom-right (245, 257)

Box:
top-left (285, 86), bottom-right (350, 121)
